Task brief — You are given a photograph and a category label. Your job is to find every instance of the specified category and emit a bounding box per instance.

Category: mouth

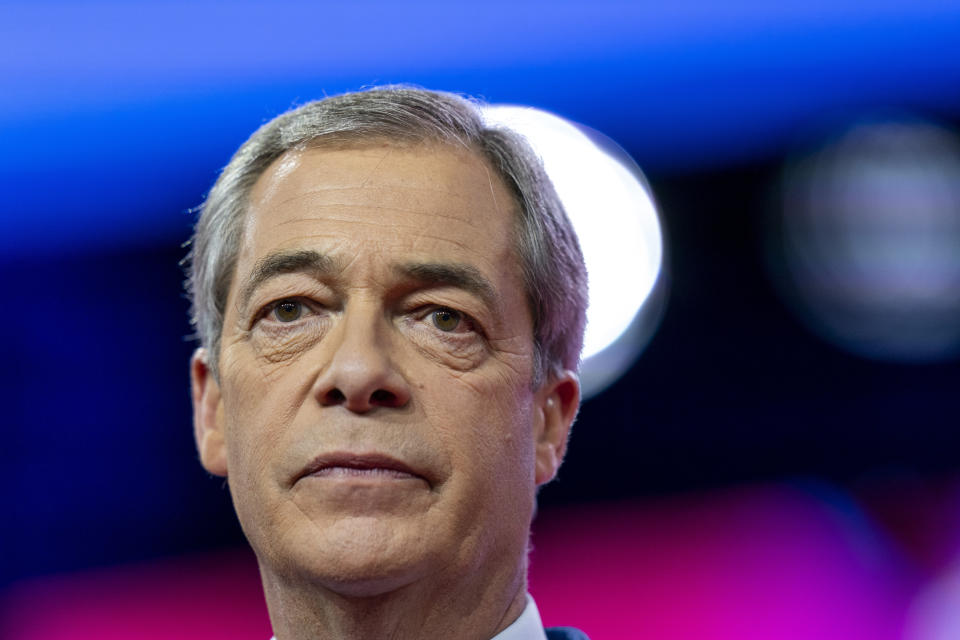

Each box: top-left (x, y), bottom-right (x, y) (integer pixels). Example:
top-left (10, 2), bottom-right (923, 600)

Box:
top-left (298, 453), bottom-right (430, 487)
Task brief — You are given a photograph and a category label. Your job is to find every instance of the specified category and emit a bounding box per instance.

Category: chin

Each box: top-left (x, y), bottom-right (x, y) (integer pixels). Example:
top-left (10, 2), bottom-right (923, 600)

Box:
top-left (300, 548), bottom-right (439, 599)
top-left (262, 516), bottom-right (444, 597)
top-left (318, 568), bottom-right (424, 599)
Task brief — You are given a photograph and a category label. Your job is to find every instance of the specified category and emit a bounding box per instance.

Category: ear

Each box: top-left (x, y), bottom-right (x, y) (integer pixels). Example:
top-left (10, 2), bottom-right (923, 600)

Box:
top-left (533, 370), bottom-right (581, 485)
top-left (190, 348), bottom-right (228, 477)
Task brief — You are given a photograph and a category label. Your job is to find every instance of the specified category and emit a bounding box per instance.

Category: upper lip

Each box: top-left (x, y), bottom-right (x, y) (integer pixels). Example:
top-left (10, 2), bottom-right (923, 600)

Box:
top-left (296, 452), bottom-right (428, 484)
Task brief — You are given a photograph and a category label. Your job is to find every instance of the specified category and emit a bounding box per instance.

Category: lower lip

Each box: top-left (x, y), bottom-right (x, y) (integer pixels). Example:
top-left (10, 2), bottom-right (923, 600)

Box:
top-left (308, 466), bottom-right (420, 480)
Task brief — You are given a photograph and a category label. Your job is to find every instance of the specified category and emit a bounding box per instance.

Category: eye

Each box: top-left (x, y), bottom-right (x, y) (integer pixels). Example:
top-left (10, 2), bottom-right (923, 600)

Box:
top-left (431, 307), bottom-right (462, 332)
top-left (272, 299), bottom-right (303, 322)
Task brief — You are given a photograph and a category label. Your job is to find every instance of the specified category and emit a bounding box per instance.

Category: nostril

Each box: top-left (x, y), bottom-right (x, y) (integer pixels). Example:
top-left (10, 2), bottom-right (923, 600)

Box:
top-left (370, 389), bottom-right (398, 407)
top-left (321, 388), bottom-right (346, 406)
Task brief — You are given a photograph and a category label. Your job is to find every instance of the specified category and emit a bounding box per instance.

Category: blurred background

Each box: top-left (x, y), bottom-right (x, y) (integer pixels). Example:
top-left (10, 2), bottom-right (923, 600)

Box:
top-left (3, 2), bottom-right (960, 638)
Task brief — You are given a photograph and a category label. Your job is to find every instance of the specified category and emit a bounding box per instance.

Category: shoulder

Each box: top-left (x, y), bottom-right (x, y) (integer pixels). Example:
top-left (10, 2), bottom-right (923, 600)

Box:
top-left (545, 627), bottom-right (591, 640)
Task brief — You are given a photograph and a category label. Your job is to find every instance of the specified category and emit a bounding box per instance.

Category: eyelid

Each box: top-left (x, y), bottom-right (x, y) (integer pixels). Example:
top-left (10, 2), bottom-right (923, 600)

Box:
top-left (245, 274), bottom-right (334, 318)
top-left (251, 296), bottom-right (320, 328)
top-left (417, 304), bottom-right (484, 337)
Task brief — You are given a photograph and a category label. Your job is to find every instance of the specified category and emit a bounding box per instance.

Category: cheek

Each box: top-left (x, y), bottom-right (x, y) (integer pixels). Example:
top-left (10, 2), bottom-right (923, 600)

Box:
top-left (220, 360), bottom-right (301, 483)
top-left (220, 375), bottom-right (299, 547)
top-left (424, 367), bottom-right (538, 488)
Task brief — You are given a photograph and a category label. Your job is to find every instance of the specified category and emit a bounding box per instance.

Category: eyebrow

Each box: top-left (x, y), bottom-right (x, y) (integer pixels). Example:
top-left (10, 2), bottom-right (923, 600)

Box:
top-left (238, 249), bottom-right (337, 314)
top-left (395, 262), bottom-right (499, 311)
top-left (237, 250), bottom-right (499, 315)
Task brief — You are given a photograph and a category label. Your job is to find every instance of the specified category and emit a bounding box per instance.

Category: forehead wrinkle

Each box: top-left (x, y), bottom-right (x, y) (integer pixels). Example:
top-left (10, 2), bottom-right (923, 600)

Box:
top-left (408, 232), bottom-right (503, 260)
top-left (256, 187), bottom-right (378, 210)
top-left (260, 188), bottom-right (490, 216)
top-left (267, 206), bottom-right (488, 233)
top-left (269, 217), bottom-right (461, 237)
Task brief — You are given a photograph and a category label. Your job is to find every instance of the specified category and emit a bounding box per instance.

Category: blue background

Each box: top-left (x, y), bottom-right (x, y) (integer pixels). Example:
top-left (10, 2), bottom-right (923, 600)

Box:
top-left (3, 0), bottom-right (960, 588)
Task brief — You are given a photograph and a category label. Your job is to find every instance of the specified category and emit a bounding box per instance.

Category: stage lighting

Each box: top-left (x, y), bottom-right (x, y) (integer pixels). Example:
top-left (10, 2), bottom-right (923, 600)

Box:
top-left (484, 106), bottom-right (667, 398)
top-left (769, 116), bottom-right (960, 363)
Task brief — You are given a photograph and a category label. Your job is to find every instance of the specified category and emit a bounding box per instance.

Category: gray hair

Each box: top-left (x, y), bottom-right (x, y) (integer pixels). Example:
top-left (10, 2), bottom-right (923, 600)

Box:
top-left (185, 86), bottom-right (587, 386)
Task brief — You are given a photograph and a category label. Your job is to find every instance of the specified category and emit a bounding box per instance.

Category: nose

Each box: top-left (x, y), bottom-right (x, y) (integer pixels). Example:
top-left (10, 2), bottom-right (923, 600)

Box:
top-left (312, 305), bottom-right (411, 413)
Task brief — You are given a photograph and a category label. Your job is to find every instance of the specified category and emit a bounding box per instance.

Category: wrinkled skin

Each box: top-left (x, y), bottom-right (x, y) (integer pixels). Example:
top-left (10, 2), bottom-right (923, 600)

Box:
top-left (191, 142), bottom-right (579, 639)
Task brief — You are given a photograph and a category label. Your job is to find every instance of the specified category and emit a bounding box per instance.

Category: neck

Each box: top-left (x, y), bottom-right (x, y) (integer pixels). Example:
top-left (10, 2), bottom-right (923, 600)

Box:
top-left (261, 559), bottom-right (529, 640)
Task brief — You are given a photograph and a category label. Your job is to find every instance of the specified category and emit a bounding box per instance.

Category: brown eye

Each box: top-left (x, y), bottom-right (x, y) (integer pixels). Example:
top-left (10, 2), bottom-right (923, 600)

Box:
top-left (431, 308), bottom-right (462, 332)
top-left (273, 300), bottom-right (303, 322)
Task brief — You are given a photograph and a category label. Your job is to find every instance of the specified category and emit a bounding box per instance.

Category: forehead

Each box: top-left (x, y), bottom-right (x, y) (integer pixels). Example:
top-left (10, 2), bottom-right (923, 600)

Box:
top-left (239, 142), bottom-right (521, 272)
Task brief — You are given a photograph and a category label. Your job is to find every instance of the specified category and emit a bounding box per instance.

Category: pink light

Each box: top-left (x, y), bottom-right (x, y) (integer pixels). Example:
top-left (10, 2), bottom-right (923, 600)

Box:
top-left (1, 485), bottom-right (923, 639)
top-left (529, 486), bottom-right (916, 639)
top-left (0, 548), bottom-right (270, 640)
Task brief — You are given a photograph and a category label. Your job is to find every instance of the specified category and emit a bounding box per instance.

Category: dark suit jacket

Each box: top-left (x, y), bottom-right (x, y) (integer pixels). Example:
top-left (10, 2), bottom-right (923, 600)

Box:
top-left (546, 627), bottom-right (590, 640)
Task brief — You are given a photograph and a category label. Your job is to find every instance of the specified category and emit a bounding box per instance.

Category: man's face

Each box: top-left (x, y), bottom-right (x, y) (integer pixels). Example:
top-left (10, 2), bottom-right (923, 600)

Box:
top-left (191, 142), bottom-right (577, 597)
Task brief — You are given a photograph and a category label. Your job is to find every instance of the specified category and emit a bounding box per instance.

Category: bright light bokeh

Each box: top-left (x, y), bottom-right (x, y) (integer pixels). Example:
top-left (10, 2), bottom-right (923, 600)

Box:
top-left (483, 106), bottom-right (665, 396)
top-left (772, 117), bottom-right (960, 362)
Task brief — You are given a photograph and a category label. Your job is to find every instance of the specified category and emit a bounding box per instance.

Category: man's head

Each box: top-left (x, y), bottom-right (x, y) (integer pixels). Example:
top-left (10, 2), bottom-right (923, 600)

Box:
top-left (185, 87), bottom-right (588, 619)
top-left (187, 87), bottom-right (587, 387)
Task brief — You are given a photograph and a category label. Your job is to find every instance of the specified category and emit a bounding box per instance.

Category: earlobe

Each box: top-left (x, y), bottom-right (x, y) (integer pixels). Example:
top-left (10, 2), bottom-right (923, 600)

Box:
top-left (190, 348), bottom-right (228, 477)
top-left (533, 370), bottom-right (581, 485)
